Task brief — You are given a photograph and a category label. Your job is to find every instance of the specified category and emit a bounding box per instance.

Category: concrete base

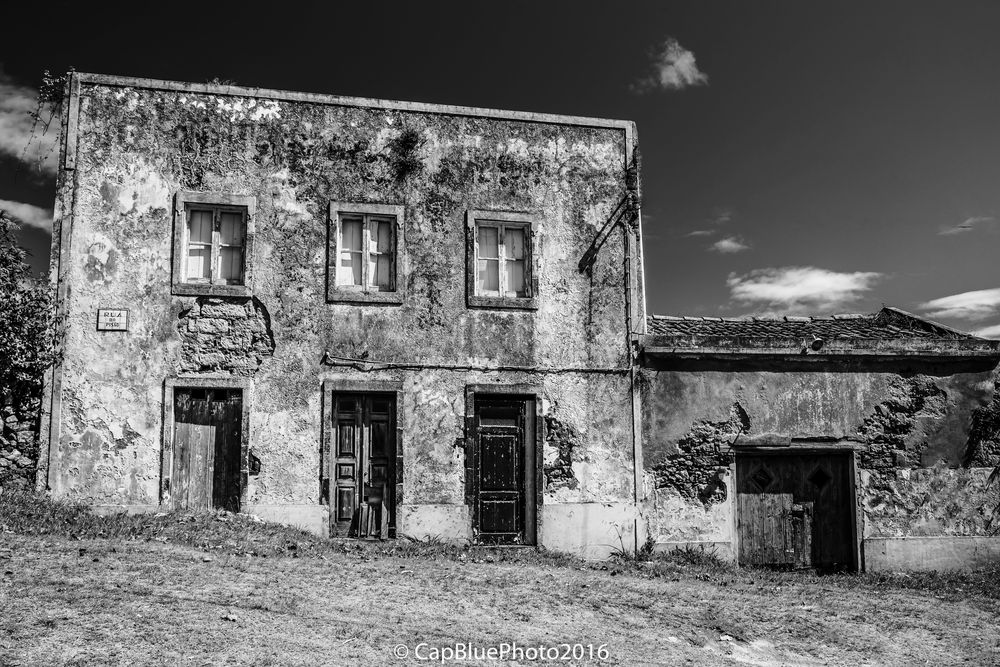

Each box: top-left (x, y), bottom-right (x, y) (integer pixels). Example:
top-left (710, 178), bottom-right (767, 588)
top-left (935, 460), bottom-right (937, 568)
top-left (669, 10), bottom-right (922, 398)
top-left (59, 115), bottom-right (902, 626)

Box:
top-left (540, 502), bottom-right (638, 560)
top-left (397, 503), bottom-right (472, 543)
top-left (653, 540), bottom-right (735, 562)
top-left (243, 504), bottom-right (328, 537)
top-left (864, 536), bottom-right (1000, 572)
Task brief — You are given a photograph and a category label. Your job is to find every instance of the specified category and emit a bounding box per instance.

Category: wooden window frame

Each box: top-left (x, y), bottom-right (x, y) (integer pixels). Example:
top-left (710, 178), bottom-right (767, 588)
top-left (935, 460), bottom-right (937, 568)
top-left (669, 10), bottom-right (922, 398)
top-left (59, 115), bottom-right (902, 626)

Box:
top-left (466, 210), bottom-right (539, 310)
top-left (327, 202), bottom-right (404, 305)
top-left (160, 376), bottom-right (253, 509)
top-left (172, 191), bottom-right (256, 297)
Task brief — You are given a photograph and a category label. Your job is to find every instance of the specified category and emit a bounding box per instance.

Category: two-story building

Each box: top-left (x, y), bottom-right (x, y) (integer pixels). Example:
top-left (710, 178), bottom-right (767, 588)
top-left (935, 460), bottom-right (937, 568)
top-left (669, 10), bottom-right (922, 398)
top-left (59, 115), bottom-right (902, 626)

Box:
top-left (42, 73), bottom-right (644, 558)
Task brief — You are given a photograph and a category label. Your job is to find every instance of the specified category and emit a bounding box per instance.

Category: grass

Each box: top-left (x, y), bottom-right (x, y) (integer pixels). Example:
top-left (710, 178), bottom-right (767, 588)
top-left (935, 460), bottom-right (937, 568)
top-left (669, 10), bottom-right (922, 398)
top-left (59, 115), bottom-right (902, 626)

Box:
top-left (2, 491), bottom-right (999, 665)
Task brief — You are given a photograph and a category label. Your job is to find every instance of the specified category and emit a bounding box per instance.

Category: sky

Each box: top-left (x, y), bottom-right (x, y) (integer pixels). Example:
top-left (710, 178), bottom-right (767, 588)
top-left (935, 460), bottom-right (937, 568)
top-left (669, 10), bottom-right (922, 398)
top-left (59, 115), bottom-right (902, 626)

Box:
top-left (3, 1), bottom-right (1000, 336)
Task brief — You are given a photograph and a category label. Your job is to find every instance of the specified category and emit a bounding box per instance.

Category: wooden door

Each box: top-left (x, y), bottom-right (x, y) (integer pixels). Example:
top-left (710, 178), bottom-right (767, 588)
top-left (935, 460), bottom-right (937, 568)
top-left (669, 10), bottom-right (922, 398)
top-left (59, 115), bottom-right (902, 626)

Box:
top-left (172, 388), bottom-right (242, 511)
top-left (473, 398), bottom-right (535, 545)
top-left (736, 452), bottom-right (854, 571)
top-left (325, 394), bottom-right (396, 537)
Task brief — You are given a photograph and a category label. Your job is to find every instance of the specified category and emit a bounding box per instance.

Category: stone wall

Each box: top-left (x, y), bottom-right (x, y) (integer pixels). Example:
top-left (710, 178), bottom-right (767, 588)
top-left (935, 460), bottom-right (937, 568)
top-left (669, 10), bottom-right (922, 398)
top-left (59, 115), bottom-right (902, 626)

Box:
top-left (0, 395), bottom-right (41, 490)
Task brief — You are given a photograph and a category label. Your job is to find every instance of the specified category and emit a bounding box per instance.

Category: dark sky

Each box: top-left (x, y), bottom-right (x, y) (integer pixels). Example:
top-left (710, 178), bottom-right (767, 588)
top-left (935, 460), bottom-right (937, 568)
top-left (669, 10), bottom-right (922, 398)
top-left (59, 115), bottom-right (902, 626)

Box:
top-left (4, 1), bottom-right (1000, 334)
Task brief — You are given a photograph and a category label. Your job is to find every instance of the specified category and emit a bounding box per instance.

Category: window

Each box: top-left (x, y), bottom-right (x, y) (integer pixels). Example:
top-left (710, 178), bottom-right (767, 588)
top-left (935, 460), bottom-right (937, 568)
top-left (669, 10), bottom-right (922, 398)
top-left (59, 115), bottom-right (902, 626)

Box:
top-left (466, 210), bottom-right (537, 310)
top-left (328, 202), bottom-right (404, 304)
top-left (172, 192), bottom-right (256, 296)
top-left (476, 223), bottom-right (527, 297)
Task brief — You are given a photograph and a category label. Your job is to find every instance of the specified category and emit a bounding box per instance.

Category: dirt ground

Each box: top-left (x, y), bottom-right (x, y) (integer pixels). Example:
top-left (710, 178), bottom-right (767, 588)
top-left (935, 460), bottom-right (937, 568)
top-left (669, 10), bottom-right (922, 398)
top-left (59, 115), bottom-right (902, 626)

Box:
top-left (1, 534), bottom-right (998, 666)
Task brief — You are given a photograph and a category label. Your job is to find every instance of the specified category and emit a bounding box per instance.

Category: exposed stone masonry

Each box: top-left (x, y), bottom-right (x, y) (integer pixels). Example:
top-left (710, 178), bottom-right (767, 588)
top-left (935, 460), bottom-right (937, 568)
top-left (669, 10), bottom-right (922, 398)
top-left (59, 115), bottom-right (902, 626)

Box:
top-left (543, 415), bottom-right (579, 490)
top-left (650, 402), bottom-right (750, 505)
top-left (857, 376), bottom-right (947, 473)
top-left (177, 297), bottom-right (275, 375)
top-left (0, 395), bottom-right (41, 490)
top-left (965, 380), bottom-right (1000, 467)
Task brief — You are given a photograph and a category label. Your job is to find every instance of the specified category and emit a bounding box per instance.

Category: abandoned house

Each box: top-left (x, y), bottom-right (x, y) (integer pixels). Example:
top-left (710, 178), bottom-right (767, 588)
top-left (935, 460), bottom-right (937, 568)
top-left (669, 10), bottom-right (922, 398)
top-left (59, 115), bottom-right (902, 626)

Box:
top-left (28, 72), bottom-right (1000, 570)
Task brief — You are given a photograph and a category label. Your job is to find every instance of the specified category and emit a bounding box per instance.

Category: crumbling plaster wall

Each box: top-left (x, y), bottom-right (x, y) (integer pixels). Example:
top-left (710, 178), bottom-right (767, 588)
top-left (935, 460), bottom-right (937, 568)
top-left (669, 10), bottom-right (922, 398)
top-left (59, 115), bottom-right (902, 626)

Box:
top-left (641, 368), bottom-right (1000, 546)
top-left (47, 81), bottom-right (637, 531)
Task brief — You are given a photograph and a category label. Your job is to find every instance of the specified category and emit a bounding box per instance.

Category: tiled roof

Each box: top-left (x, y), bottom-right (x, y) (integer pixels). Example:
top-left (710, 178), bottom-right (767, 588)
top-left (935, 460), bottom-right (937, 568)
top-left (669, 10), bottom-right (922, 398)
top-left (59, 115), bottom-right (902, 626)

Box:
top-left (646, 307), bottom-right (975, 340)
top-left (643, 307), bottom-right (999, 357)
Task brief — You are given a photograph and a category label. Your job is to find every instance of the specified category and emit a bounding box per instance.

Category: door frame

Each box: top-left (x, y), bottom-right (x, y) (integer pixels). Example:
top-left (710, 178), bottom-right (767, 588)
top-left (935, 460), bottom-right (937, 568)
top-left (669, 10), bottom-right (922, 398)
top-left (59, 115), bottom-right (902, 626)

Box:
top-left (465, 384), bottom-right (543, 546)
top-left (321, 379), bottom-right (404, 537)
top-left (161, 376), bottom-right (252, 509)
top-left (732, 444), bottom-right (861, 572)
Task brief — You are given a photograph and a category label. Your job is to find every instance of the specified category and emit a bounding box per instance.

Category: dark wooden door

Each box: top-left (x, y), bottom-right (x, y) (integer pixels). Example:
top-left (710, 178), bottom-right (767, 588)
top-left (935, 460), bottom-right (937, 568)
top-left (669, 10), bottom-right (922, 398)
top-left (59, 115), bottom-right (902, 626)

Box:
top-left (172, 388), bottom-right (242, 512)
top-left (736, 452), bottom-right (854, 571)
top-left (473, 398), bottom-right (535, 545)
top-left (325, 394), bottom-right (396, 537)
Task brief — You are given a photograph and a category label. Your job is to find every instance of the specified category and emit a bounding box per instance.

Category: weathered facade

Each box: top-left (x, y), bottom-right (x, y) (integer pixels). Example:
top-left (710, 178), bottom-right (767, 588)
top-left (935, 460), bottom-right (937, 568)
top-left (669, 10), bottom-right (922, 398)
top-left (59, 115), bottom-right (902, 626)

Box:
top-left (42, 73), bottom-right (643, 559)
top-left (40, 73), bottom-right (1000, 569)
top-left (640, 308), bottom-right (1000, 571)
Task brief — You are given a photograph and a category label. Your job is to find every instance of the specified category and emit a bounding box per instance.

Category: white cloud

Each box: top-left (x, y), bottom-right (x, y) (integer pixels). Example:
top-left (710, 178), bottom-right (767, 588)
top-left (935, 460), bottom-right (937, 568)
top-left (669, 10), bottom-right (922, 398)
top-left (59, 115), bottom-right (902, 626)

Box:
top-left (727, 266), bottom-right (882, 313)
top-left (0, 68), bottom-right (58, 175)
top-left (938, 216), bottom-right (995, 236)
top-left (971, 323), bottom-right (1000, 340)
top-left (633, 38), bottom-right (708, 92)
top-left (919, 288), bottom-right (1000, 321)
top-left (0, 199), bottom-right (53, 232)
top-left (711, 208), bottom-right (733, 225)
top-left (709, 236), bottom-right (750, 254)
top-left (684, 207), bottom-right (733, 237)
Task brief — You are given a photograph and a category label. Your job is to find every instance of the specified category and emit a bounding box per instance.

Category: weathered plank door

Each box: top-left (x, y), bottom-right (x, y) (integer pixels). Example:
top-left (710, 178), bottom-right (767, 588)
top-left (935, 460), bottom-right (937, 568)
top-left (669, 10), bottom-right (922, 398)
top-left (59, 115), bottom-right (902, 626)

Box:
top-left (736, 452), bottom-right (854, 570)
top-left (172, 388), bottom-right (242, 512)
top-left (737, 493), bottom-right (813, 568)
top-left (472, 398), bottom-right (535, 545)
top-left (325, 394), bottom-right (397, 538)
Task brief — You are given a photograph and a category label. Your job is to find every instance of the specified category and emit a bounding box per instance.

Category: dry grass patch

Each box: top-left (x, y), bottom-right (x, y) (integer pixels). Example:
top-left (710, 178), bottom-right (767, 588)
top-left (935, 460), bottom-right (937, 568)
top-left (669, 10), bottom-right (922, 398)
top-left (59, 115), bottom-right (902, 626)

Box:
top-left (1, 492), bottom-right (999, 666)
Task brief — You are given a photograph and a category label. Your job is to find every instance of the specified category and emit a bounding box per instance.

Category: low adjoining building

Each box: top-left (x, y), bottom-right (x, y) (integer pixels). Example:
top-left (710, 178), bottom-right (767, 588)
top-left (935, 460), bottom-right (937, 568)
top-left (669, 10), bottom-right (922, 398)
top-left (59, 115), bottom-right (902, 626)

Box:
top-left (641, 308), bottom-right (1000, 571)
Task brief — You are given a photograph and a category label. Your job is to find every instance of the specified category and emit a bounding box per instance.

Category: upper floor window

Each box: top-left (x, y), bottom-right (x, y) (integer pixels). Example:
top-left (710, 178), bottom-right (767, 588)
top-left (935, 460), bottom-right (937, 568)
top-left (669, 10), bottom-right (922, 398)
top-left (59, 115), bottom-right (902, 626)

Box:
top-left (172, 192), bottom-right (255, 297)
top-left (476, 222), bottom-right (527, 297)
top-left (328, 203), bottom-right (404, 304)
top-left (466, 210), bottom-right (538, 310)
